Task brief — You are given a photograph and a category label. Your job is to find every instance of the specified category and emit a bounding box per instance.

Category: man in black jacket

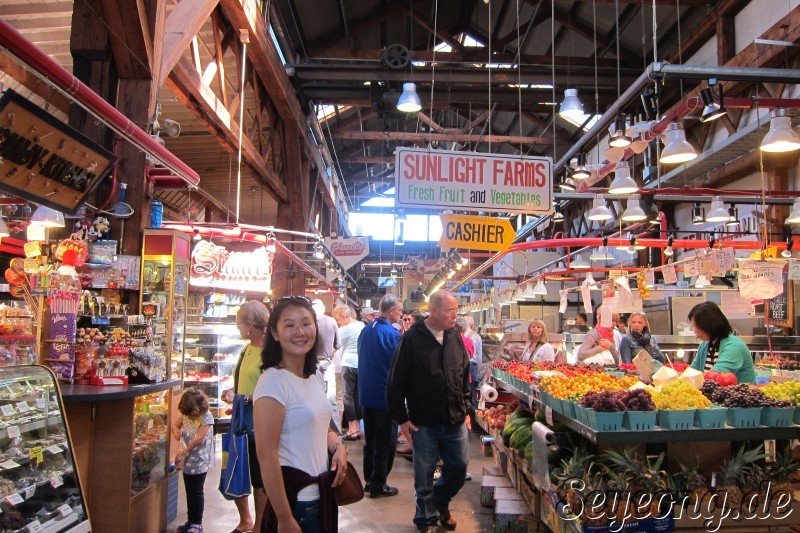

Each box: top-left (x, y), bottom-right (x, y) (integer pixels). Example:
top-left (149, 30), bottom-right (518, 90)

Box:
top-left (387, 290), bottom-right (470, 533)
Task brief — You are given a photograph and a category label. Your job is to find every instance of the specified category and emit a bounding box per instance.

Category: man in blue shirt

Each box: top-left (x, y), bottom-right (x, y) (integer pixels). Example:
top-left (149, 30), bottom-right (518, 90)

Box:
top-left (358, 294), bottom-right (403, 498)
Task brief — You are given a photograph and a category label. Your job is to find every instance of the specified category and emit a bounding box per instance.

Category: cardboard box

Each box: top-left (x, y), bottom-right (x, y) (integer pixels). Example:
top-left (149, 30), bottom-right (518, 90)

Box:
top-left (493, 443), bottom-right (509, 473)
top-left (483, 465), bottom-right (505, 477)
top-left (495, 487), bottom-right (525, 502)
top-left (519, 478), bottom-right (541, 518)
top-left (481, 475), bottom-right (513, 507)
top-left (495, 499), bottom-right (536, 533)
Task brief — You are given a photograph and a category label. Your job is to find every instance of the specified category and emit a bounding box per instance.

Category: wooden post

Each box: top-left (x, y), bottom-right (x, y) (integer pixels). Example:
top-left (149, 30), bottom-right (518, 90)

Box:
top-left (274, 124), bottom-right (306, 298)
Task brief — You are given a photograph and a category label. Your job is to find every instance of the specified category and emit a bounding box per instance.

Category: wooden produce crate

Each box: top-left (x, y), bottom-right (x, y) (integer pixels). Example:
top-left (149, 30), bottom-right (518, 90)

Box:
top-left (481, 475), bottom-right (513, 507)
top-left (495, 499), bottom-right (538, 533)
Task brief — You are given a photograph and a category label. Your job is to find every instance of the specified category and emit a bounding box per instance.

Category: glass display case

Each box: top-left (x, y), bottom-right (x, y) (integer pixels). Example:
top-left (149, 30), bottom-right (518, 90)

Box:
top-left (131, 390), bottom-right (169, 496)
top-left (140, 230), bottom-right (191, 380)
top-left (0, 365), bottom-right (89, 532)
top-left (184, 324), bottom-right (247, 418)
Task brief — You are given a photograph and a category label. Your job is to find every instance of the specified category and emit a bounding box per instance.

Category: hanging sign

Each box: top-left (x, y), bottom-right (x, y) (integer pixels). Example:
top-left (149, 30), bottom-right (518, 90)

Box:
top-left (0, 89), bottom-right (115, 214)
top-left (438, 213), bottom-right (515, 252)
top-left (738, 259), bottom-right (785, 300)
top-left (190, 240), bottom-right (274, 292)
top-left (324, 237), bottom-right (369, 271)
top-left (767, 278), bottom-right (794, 328)
top-left (394, 147), bottom-right (552, 214)
top-left (355, 278), bottom-right (379, 300)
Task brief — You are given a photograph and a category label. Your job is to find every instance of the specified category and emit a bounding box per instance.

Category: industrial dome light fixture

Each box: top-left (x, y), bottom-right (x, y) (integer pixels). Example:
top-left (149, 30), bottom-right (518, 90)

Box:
top-left (609, 113), bottom-right (632, 148)
top-left (396, 83), bottom-right (422, 113)
top-left (559, 88), bottom-right (584, 120)
top-left (552, 205), bottom-right (565, 222)
top-left (787, 198), bottom-right (800, 224)
top-left (660, 122), bottom-right (697, 164)
top-left (571, 254), bottom-right (591, 269)
top-left (664, 235), bottom-right (675, 257)
top-left (782, 237), bottom-right (794, 259)
top-left (699, 83), bottom-right (727, 123)
top-left (760, 108), bottom-right (800, 153)
top-left (30, 205), bottom-right (65, 228)
top-left (621, 194), bottom-right (647, 222)
top-left (559, 176), bottom-right (576, 192)
top-left (532, 278), bottom-right (548, 296)
top-left (705, 196), bottom-right (731, 223)
top-left (571, 152), bottom-right (591, 180)
top-left (608, 161), bottom-right (638, 195)
top-left (587, 194), bottom-right (613, 221)
top-left (695, 274), bottom-right (710, 288)
top-left (726, 204), bottom-right (739, 227)
top-left (691, 202), bottom-right (705, 225)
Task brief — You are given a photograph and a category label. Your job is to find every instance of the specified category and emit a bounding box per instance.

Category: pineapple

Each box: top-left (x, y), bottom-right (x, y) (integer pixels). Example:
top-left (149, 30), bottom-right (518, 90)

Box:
top-left (551, 450), bottom-right (593, 514)
top-left (602, 448), bottom-right (667, 518)
top-left (679, 461), bottom-right (709, 506)
top-left (582, 467), bottom-right (608, 526)
top-left (770, 450), bottom-right (800, 497)
top-left (717, 445), bottom-right (765, 508)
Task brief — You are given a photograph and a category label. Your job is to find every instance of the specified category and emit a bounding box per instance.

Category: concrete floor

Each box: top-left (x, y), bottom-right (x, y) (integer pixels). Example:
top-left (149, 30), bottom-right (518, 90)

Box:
top-left (167, 430), bottom-right (496, 532)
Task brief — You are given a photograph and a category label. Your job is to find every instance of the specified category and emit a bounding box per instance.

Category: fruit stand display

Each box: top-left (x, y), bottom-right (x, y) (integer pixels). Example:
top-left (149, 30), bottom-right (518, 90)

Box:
top-left (475, 359), bottom-right (800, 532)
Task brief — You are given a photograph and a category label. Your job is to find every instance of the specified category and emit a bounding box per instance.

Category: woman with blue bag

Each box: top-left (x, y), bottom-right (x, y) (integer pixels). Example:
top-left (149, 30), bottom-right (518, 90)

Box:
top-left (254, 296), bottom-right (349, 533)
top-left (221, 301), bottom-right (270, 533)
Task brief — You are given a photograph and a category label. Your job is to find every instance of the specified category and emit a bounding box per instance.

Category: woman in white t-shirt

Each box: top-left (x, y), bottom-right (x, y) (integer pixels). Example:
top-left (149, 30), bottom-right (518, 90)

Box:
top-left (254, 296), bottom-right (348, 533)
top-left (519, 319), bottom-right (556, 363)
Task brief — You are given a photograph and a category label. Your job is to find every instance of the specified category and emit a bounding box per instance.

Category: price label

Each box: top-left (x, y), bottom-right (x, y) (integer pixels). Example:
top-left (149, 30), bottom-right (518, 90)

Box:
top-left (7, 426), bottom-right (20, 439)
top-left (15, 402), bottom-right (29, 413)
top-left (49, 475), bottom-right (63, 489)
top-left (29, 446), bottom-right (43, 466)
top-left (789, 260), bottom-right (800, 281)
top-left (46, 445), bottom-right (63, 455)
top-left (5, 493), bottom-right (23, 506)
top-left (718, 247), bottom-right (736, 271)
top-left (645, 269), bottom-right (655, 287)
top-left (57, 504), bottom-right (72, 517)
top-left (35, 398), bottom-right (46, 410)
top-left (559, 290), bottom-right (568, 314)
top-left (25, 519), bottom-right (42, 532)
top-left (0, 460), bottom-right (20, 470)
top-left (663, 265), bottom-right (678, 285)
top-left (24, 485), bottom-right (35, 500)
top-left (0, 404), bottom-right (15, 417)
top-left (545, 406), bottom-right (554, 426)
top-left (684, 257), bottom-right (699, 277)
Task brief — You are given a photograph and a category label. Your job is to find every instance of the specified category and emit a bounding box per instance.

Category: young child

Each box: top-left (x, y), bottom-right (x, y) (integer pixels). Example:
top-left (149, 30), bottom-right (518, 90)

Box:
top-left (172, 388), bottom-right (214, 533)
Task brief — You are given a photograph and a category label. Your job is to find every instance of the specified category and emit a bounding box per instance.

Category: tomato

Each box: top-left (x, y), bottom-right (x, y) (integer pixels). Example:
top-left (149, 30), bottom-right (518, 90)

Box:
top-left (704, 370), bottom-right (720, 381)
top-left (715, 372), bottom-right (737, 387)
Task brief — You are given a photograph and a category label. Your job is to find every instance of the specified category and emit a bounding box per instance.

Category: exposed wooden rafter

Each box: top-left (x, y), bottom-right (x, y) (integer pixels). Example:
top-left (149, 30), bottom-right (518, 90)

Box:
top-left (158, 0), bottom-right (221, 87)
top-left (332, 130), bottom-right (552, 145)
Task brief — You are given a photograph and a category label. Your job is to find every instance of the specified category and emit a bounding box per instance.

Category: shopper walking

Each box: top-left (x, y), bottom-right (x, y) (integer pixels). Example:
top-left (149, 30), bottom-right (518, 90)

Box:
top-left (358, 294), bottom-right (403, 498)
top-left (172, 388), bottom-right (214, 533)
top-left (254, 296), bottom-right (348, 533)
top-left (221, 300), bottom-right (270, 533)
top-left (333, 304), bottom-right (365, 440)
top-left (464, 316), bottom-right (483, 413)
top-left (387, 290), bottom-right (471, 533)
top-left (312, 299), bottom-right (342, 431)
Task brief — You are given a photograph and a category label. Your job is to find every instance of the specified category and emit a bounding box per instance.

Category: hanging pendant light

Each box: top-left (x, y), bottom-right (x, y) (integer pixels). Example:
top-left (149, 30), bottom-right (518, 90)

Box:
top-left (512, 287), bottom-right (526, 302)
top-left (571, 254), bottom-right (590, 269)
top-left (587, 194), bottom-right (613, 221)
top-left (695, 274), bottom-right (710, 288)
top-left (608, 161), bottom-right (638, 195)
top-left (705, 196), bottom-right (731, 223)
top-left (782, 236), bottom-right (794, 258)
top-left (609, 114), bottom-right (632, 148)
top-left (786, 198), bottom-right (800, 224)
top-left (591, 237), bottom-right (614, 261)
top-left (691, 202), bottom-right (705, 225)
top-left (30, 205), bottom-right (65, 228)
top-left (700, 84), bottom-right (727, 123)
top-left (621, 194), bottom-right (647, 221)
top-left (760, 108), bottom-right (800, 152)
top-left (559, 176), bottom-right (576, 192)
top-left (552, 202), bottom-right (565, 222)
top-left (559, 88), bottom-right (583, 119)
top-left (583, 272), bottom-right (600, 291)
top-left (572, 152), bottom-right (591, 180)
top-left (660, 122), bottom-right (697, 164)
top-left (522, 284), bottom-right (537, 300)
top-left (664, 235), bottom-right (675, 257)
top-left (396, 83), bottom-right (422, 113)
top-left (532, 279), bottom-right (548, 296)
top-left (726, 204), bottom-right (739, 227)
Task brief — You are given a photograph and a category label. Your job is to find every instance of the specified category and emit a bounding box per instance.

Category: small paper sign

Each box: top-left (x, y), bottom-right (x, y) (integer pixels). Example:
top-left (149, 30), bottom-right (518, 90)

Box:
top-left (718, 248), bottom-right (736, 271)
top-left (0, 460), bottom-right (20, 470)
top-left (684, 257), bottom-right (699, 277)
top-left (738, 260), bottom-right (785, 299)
top-left (581, 285), bottom-right (592, 314)
top-left (25, 519), bottom-right (41, 532)
top-left (28, 446), bottom-right (43, 465)
top-left (789, 260), bottom-right (800, 281)
top-left (5, 493), bottom-right (23, 506)
top-left (34, 398), bottom-right (46, 410)
top-left (663, 265), bottom-right (678, 285)
top-left (600, 305), bottom-right (613, 328)
top-left (645, 270), bottom-right (655, 288)
top-left (700, 255), bottom-right (716, 276)
top-left (545, 406), bottom-right (553, 426)
top-left (721, 291), bottom-right (753, 318)
top-left (15, 402), bottom-right (29, 413)
top-left (24, 486), bottom-right (35, 500)
top-left (7, 426), bottom-right (20, 439)
top-left (49, 475), bottom-right (63, 489)
top-left (1, 404), bottom-right (15, 417)
top-left (57, 504), bottom-right (72, 517)
top-left (46, 445), bottom-right (63, 455)
top-left (609, 269), bottom-right (627, 281)
top-left (559, 290), bottom-right (567, 314)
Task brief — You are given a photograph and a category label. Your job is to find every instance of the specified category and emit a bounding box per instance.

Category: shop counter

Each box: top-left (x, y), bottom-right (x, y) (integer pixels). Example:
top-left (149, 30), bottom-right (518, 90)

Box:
top-left (62, 379), bottom-right (183, 532)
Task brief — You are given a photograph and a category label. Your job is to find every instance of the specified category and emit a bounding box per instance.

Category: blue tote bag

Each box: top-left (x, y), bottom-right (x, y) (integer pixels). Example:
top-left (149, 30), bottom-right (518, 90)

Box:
top-left (219, 394), bottom-right (252, 500)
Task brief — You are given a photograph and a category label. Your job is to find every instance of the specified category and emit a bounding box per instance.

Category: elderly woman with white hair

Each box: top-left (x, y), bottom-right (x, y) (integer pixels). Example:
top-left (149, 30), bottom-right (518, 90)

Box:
top-left (332, 304), bottom-right (365, 440)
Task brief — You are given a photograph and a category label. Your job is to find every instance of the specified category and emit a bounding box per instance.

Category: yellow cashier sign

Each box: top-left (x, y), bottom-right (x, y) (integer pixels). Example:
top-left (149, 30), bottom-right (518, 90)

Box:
top-left (438, 213), bottom-right (515, 252)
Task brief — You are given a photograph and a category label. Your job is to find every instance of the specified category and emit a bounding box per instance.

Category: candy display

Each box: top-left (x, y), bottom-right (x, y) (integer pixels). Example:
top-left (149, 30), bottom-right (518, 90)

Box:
top-left (131, 392), bottom-right (168, 495)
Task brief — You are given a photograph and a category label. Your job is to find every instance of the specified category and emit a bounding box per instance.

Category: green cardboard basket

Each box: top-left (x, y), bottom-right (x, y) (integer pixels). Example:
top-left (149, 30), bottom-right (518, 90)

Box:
top-left (725, 407), bottom-right (763, 428)
top-left (585, 410), bottom-right (624, 431)
top-left (761, 407), bottom-right (794, 427)
top-left (623, 410), bottom-right (658, 431)
top-left (657, 409), bottom-right (696, 430)
top-left (694, 407), bottom-right (727, 429)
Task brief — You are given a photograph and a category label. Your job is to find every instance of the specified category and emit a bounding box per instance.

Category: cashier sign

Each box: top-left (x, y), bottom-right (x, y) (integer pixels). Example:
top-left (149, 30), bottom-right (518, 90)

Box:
top-left (394, 147), bottom-right (553, 215)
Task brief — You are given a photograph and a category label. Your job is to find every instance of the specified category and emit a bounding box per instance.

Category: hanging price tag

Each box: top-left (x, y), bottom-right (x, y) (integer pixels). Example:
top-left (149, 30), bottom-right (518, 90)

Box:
top-left (663, 265), bottom-right (678, 285)
top-left (7, 426), bottom-right (20, 439)
top-left (0, 404), bottom-right (15, 417)
top-left (46, 445), bottom-right (63, 455)
top-left (5, 493), bottom-right (24, 506)
top-left (645, 269), bottom-right (655, 288)
top-left (684, 257), bottom-right (699, 277)
top-left (35, 398), bottom-right (46, 410)
top-left (581, 285), bottom-right (592, 314)
top-left (789, 260), bottom-right (800, 281)
top-left (29, 446), bottom-right (43, 466)
top-left (15, 402), bottom-right (29, 413)
top-left (718, 248), bottom-right (736, 271)
top-left (559, 290), bottom-right (568, 314)
top-left (24, 486), bottom-right (35, 500)
top-left (57, 504), bottom-right (72, 517)
top-left (0, 460), bottom-right (20, 470)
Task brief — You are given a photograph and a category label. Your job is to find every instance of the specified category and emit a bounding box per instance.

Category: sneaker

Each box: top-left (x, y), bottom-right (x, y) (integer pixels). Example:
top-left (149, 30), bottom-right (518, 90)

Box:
top-left (185, 526), bottom-right (203, 533)
top-left (369, 486), bottom-right (399, 498)
top-left (464, 472), bottom-right (472, 481)
top-left (437, 507), bottom-right (457, 531)
top-left (176, 523), bottom-right (191, 533)
top-left (416, 526), bottom-right (438, 533)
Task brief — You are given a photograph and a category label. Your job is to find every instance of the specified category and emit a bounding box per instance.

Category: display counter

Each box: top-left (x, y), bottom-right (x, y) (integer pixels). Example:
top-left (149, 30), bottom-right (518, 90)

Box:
top-left (61, 379), bottom-right (182, 532)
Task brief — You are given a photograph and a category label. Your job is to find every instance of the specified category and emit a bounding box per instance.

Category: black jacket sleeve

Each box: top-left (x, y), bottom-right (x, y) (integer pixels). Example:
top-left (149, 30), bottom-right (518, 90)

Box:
top-left (386, 334), bottom-right (410, 425)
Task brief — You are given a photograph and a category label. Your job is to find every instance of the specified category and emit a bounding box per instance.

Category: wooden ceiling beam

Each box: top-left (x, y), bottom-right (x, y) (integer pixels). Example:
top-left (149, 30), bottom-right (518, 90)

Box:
top-left (407, 9), bottom-right (464, 53)
top-left (167, 55), bottom-right (288, 202)
top-left (332, 130), bottom-right (551, 145)
top-left (341, 156), bottom-right (394, 165)
top-left (98, 0), bottom-right (153, 78)
top-left (663, 0), bottom-right (748, 65)
top-left (158, 0), bottom-right (221, 87)
top-left (495, 10), bottom-right (548, 49)
top-left (0, 52), bottom-right (70, 113)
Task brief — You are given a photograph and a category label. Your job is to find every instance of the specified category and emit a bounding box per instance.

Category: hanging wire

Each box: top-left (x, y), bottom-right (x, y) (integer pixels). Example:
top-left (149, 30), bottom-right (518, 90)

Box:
top-left (487, 0), bottom-right (492, 153)
top-left (428, 0), bottom-right (440, 147)
top-left (550, 0), bottom-right (556, 163)
top-left (235, 37), bottom-right (248, 224)
top-left (615, 0), bottom-right (621, 99)
top-left (516, 0), bottom-right (523, 154)
top-left (323, 109), bottom-right (356, 210)
top-left (593, 0), bottom-right (599, 121)
top-left (226, 154), bottom-right (233, 224)
top-left (676, 0), bottom-right (684, 97)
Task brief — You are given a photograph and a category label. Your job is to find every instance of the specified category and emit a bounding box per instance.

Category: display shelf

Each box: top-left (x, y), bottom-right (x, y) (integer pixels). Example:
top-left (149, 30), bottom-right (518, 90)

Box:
top-left (0, 413), bottom-right (62, 440)
top-left (492, 376), bottom-right (800, 445)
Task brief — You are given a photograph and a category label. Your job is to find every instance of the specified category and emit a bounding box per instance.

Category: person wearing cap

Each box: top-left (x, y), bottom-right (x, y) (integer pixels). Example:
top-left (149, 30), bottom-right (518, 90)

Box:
top-left (311, 299), bottom-right (342, 431)
top-left (361, 307), bottom-right (376, 325)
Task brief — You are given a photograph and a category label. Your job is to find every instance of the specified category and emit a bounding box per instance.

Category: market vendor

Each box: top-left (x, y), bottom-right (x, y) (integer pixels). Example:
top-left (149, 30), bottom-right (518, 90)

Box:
top-left (688, 301), bottom-right (756, 384)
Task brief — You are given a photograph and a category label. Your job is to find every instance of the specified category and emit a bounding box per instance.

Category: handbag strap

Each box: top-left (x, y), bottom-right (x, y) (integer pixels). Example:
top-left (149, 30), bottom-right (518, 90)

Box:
top-left (233, 346), bottom-right (247, 394)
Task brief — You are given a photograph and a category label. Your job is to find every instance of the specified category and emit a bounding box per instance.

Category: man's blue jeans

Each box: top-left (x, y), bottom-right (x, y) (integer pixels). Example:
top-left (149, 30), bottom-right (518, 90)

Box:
top-left (411, 423), bottom-right (469, 528)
